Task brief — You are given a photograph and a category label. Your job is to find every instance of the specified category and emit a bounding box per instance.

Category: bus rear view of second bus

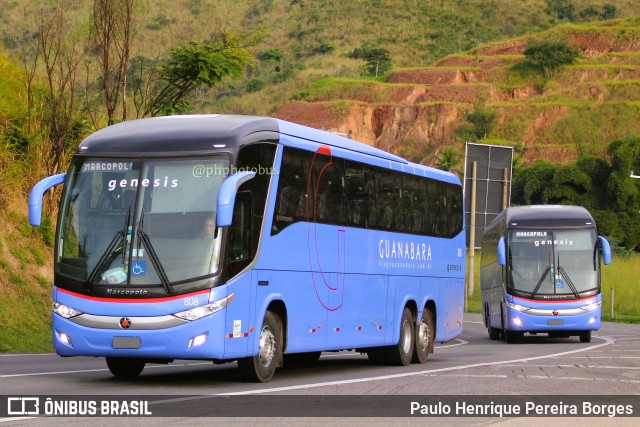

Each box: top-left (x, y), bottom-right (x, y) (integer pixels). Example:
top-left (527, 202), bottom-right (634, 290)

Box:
top-left (480, 205), bottom-right (612, 343)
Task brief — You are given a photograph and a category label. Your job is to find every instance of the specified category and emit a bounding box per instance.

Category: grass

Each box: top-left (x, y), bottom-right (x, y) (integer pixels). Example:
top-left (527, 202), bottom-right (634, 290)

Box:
top-left (0, 208), bottom-right (54, 353)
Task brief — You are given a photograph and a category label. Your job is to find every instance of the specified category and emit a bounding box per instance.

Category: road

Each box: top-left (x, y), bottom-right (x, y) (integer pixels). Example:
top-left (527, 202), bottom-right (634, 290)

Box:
top-left (1, 314), bottom-right (639, 425)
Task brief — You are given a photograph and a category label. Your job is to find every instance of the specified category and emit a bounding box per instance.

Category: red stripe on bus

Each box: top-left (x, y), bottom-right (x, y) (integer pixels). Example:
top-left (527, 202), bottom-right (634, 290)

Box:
top-left (57, 288), bottom-right (210, 303)
top-left (512, 295), bottom-right (596, 304)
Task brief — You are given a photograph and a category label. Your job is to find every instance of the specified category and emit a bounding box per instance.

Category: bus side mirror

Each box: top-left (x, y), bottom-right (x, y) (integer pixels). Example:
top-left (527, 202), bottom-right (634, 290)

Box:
top-left (497, 236), bottom-right (506, 266)
top-left (29, 173), bottom-right (66, 227)
top-left (217, 171), bottom-right (256, 227)
top-left (598, 236), bottom-right (612, 265)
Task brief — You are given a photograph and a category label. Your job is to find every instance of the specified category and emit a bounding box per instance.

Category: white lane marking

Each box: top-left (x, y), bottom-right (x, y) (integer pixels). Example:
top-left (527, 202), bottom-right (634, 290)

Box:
top-left (0, 353), bottom-right (56, 357)
top-left (438, 339), bottom-right (468, 348)
top-left (217, 336), bottom-right (615, 396)
top-left (559, 356), bottom-right (640, 359)
top-left (0, 340), bottom-right (470, 377)
top-left (0, 362), bottom-right (212, 378)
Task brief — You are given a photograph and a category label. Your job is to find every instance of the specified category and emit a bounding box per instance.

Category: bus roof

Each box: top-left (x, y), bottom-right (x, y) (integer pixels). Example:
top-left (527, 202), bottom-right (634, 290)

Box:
top-left (76, 114), bottom-right (459, 184)
top-left (502, 205), bottom-right (596, 228)
top-left (77, 115), bottom-right (280, 155)
top-left (275, 119), bottom-right (406, 164)
top-left (77, 115), bottom-right (401, 161)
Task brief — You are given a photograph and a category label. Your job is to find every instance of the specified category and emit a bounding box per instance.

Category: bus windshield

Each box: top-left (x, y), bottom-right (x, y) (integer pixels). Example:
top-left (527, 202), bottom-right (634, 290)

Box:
top-left (57, 157), bottom-right (228, 287)
top-left (507, 229), bottom-right (598, 297)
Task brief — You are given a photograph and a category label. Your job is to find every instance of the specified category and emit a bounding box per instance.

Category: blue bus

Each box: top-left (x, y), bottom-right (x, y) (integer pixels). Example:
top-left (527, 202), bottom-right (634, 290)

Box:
top-left (480, 205), bottom-right (612, 344)
top-left (29, 114), bottom-right (466, 382)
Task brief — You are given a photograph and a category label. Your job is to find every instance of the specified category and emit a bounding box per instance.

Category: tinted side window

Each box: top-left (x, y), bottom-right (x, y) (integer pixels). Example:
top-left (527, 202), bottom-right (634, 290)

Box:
top-left (345, 161), bottom-right (377, 228)
top-left (272, 146), bottom-right (463, 238)
top-left (377, 171), bottom-right (402, 231)
top-left (236, 143), bottom-right (276, 254)
top-left (272, 147), bottom-right (310, 234)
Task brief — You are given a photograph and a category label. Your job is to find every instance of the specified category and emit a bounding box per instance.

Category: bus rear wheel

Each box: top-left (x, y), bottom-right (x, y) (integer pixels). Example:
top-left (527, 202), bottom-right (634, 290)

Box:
top-left (106, 357), bottom-right (145, 378)
top-left (580, 331), bottom-right (592, 343)
top-left (384, 307), bottom-right (414, 366)
top-left (238, 310), bottom-right (282, 382)
top-left (488, 327), bottom-right (501, 340)
top-left (412, 308), bottom-right (434, 364)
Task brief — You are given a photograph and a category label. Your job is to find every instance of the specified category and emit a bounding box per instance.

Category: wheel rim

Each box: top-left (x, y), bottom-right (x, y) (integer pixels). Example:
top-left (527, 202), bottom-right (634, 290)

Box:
top-left (258, 325), bottom-right (276, 368)
top-left (417, 321), bottom-right (429, 353)
top-left (401, 319), bottom-right (412, 354)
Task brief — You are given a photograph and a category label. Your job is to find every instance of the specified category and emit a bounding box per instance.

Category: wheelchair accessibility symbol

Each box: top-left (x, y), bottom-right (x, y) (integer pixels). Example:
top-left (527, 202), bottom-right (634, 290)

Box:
top-left (132, 260), bottom-right (146, 276)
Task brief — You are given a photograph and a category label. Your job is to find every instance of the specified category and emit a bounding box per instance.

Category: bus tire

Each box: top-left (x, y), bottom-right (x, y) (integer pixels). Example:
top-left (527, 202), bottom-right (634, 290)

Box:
top-left (238, 311), bottom-right (281, 382)
top-left (106, 357), bottom-right (145, 378)
top-left (366, 348), bottom-right (386, 365)
top-left (579, 331), bottom-right (591, 343)
top-left (412, 308), bottom-right (434, 364)
top-left (489, 327), bottom-right (501, 340)
top-left (384, 307), bottom-right (414, 366)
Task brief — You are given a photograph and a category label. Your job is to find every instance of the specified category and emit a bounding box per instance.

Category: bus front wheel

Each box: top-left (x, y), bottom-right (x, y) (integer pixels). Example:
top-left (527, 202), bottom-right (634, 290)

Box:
top-left (384, 307), bottom-right (414, 366)
top-left (238, 310), bottom-right (282, 382)
top-left (488, 327), bottom-right (501, 340)
top-left (580, 331), bottom-right (592, 343)
top-left (106, 357), bottom-right (145, 378)
top-left (412, 308), bottom-right (434, 364)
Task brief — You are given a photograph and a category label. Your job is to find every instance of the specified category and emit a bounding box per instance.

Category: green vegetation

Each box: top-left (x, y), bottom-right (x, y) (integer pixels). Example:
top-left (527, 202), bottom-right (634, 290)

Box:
top-left (512, 137), bottom-right (640, 251)
top-left (523, 39), bottom-right (581, 77)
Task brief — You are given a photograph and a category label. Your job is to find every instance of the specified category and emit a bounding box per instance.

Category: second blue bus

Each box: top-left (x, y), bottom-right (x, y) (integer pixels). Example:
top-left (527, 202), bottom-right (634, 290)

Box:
top-left (480, 205), bottom-right (612, 343)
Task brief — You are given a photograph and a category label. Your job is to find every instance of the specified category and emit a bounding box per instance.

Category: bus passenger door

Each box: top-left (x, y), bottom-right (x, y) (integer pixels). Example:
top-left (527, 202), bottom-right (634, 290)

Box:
top-left (224, 271), bottom-right (253, 358)
top-left (223, 192), bottom-right (255, 359)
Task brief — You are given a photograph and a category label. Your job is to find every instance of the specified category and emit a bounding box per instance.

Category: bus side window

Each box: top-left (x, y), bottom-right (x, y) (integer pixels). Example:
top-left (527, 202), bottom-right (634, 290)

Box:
top-left (273, 147), bottom-right (309, 234)
top-left (345, 161), bottom-right (375, 228)
top-left (377, 171), bottom-right (400, 231)
top-left (227, 191), bottom-right (254, 278)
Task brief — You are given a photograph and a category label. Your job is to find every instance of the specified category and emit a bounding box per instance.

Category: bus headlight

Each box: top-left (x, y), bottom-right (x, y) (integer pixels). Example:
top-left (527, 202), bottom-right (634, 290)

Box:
top-left (173, 293), bottom-right (234, 321)
top-left (579, 301), bottom-right (602, 312)
top-left (506, 302), bottom-right (530, 312)
top-left (52, 301), bottom-right (83, 318)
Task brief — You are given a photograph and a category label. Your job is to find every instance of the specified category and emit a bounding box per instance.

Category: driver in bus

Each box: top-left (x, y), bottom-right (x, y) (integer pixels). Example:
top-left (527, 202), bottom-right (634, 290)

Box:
top-left (202, 216), bottom-right (216, 239)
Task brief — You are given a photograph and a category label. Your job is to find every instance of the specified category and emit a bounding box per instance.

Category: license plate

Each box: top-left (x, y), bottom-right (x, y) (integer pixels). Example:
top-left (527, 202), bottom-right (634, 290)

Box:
top-left (547, 319), bottom-right (564, 326)
top-left (112, 337), bottom-right (141, 349)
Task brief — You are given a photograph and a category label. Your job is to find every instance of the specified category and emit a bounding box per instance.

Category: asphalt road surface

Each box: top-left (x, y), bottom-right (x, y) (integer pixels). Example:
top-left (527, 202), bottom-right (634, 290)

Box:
top-left (1, 314), bottom-right (638, 425)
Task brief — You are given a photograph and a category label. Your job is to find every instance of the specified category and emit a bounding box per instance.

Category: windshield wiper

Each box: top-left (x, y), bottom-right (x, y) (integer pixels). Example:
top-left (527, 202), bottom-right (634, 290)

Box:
top-left (137, 209), bottom-right (173, 293)
top-left (86, 207), bottom-right (131, 285)
top-left (529, 266), bottom-right (551, 299)
top-left (557, 255), bottom-right (580, 298)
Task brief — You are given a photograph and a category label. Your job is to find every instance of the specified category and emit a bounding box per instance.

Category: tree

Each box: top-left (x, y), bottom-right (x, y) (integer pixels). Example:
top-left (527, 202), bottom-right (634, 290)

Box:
top-left (139, 33), bottom-right (256, 117)
top-left (601, 4), bottom-right (617, 20)
top-left (544, 0), bottom-right (576, 21)
top-left (33, 2), bottom-right (88, 178)
top-left (511, 160), bottom-right (591, 205)
top-left (433, 146), bottom-right (462, 175)
top-left (349, 47), bottom-right (392, 77)
top-left (90, 0), bottom-right (137, 126)
top-left (523, 39), bottom-right (580, 78)
top-left (606, 137), bottom-right (640, 211)
top-left (464, 106), bottom-right (498, 140)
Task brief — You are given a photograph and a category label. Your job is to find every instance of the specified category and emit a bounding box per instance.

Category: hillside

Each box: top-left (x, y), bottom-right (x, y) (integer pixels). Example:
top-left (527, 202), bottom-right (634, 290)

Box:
top-left (273, 18), bottom-right (640, 166)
